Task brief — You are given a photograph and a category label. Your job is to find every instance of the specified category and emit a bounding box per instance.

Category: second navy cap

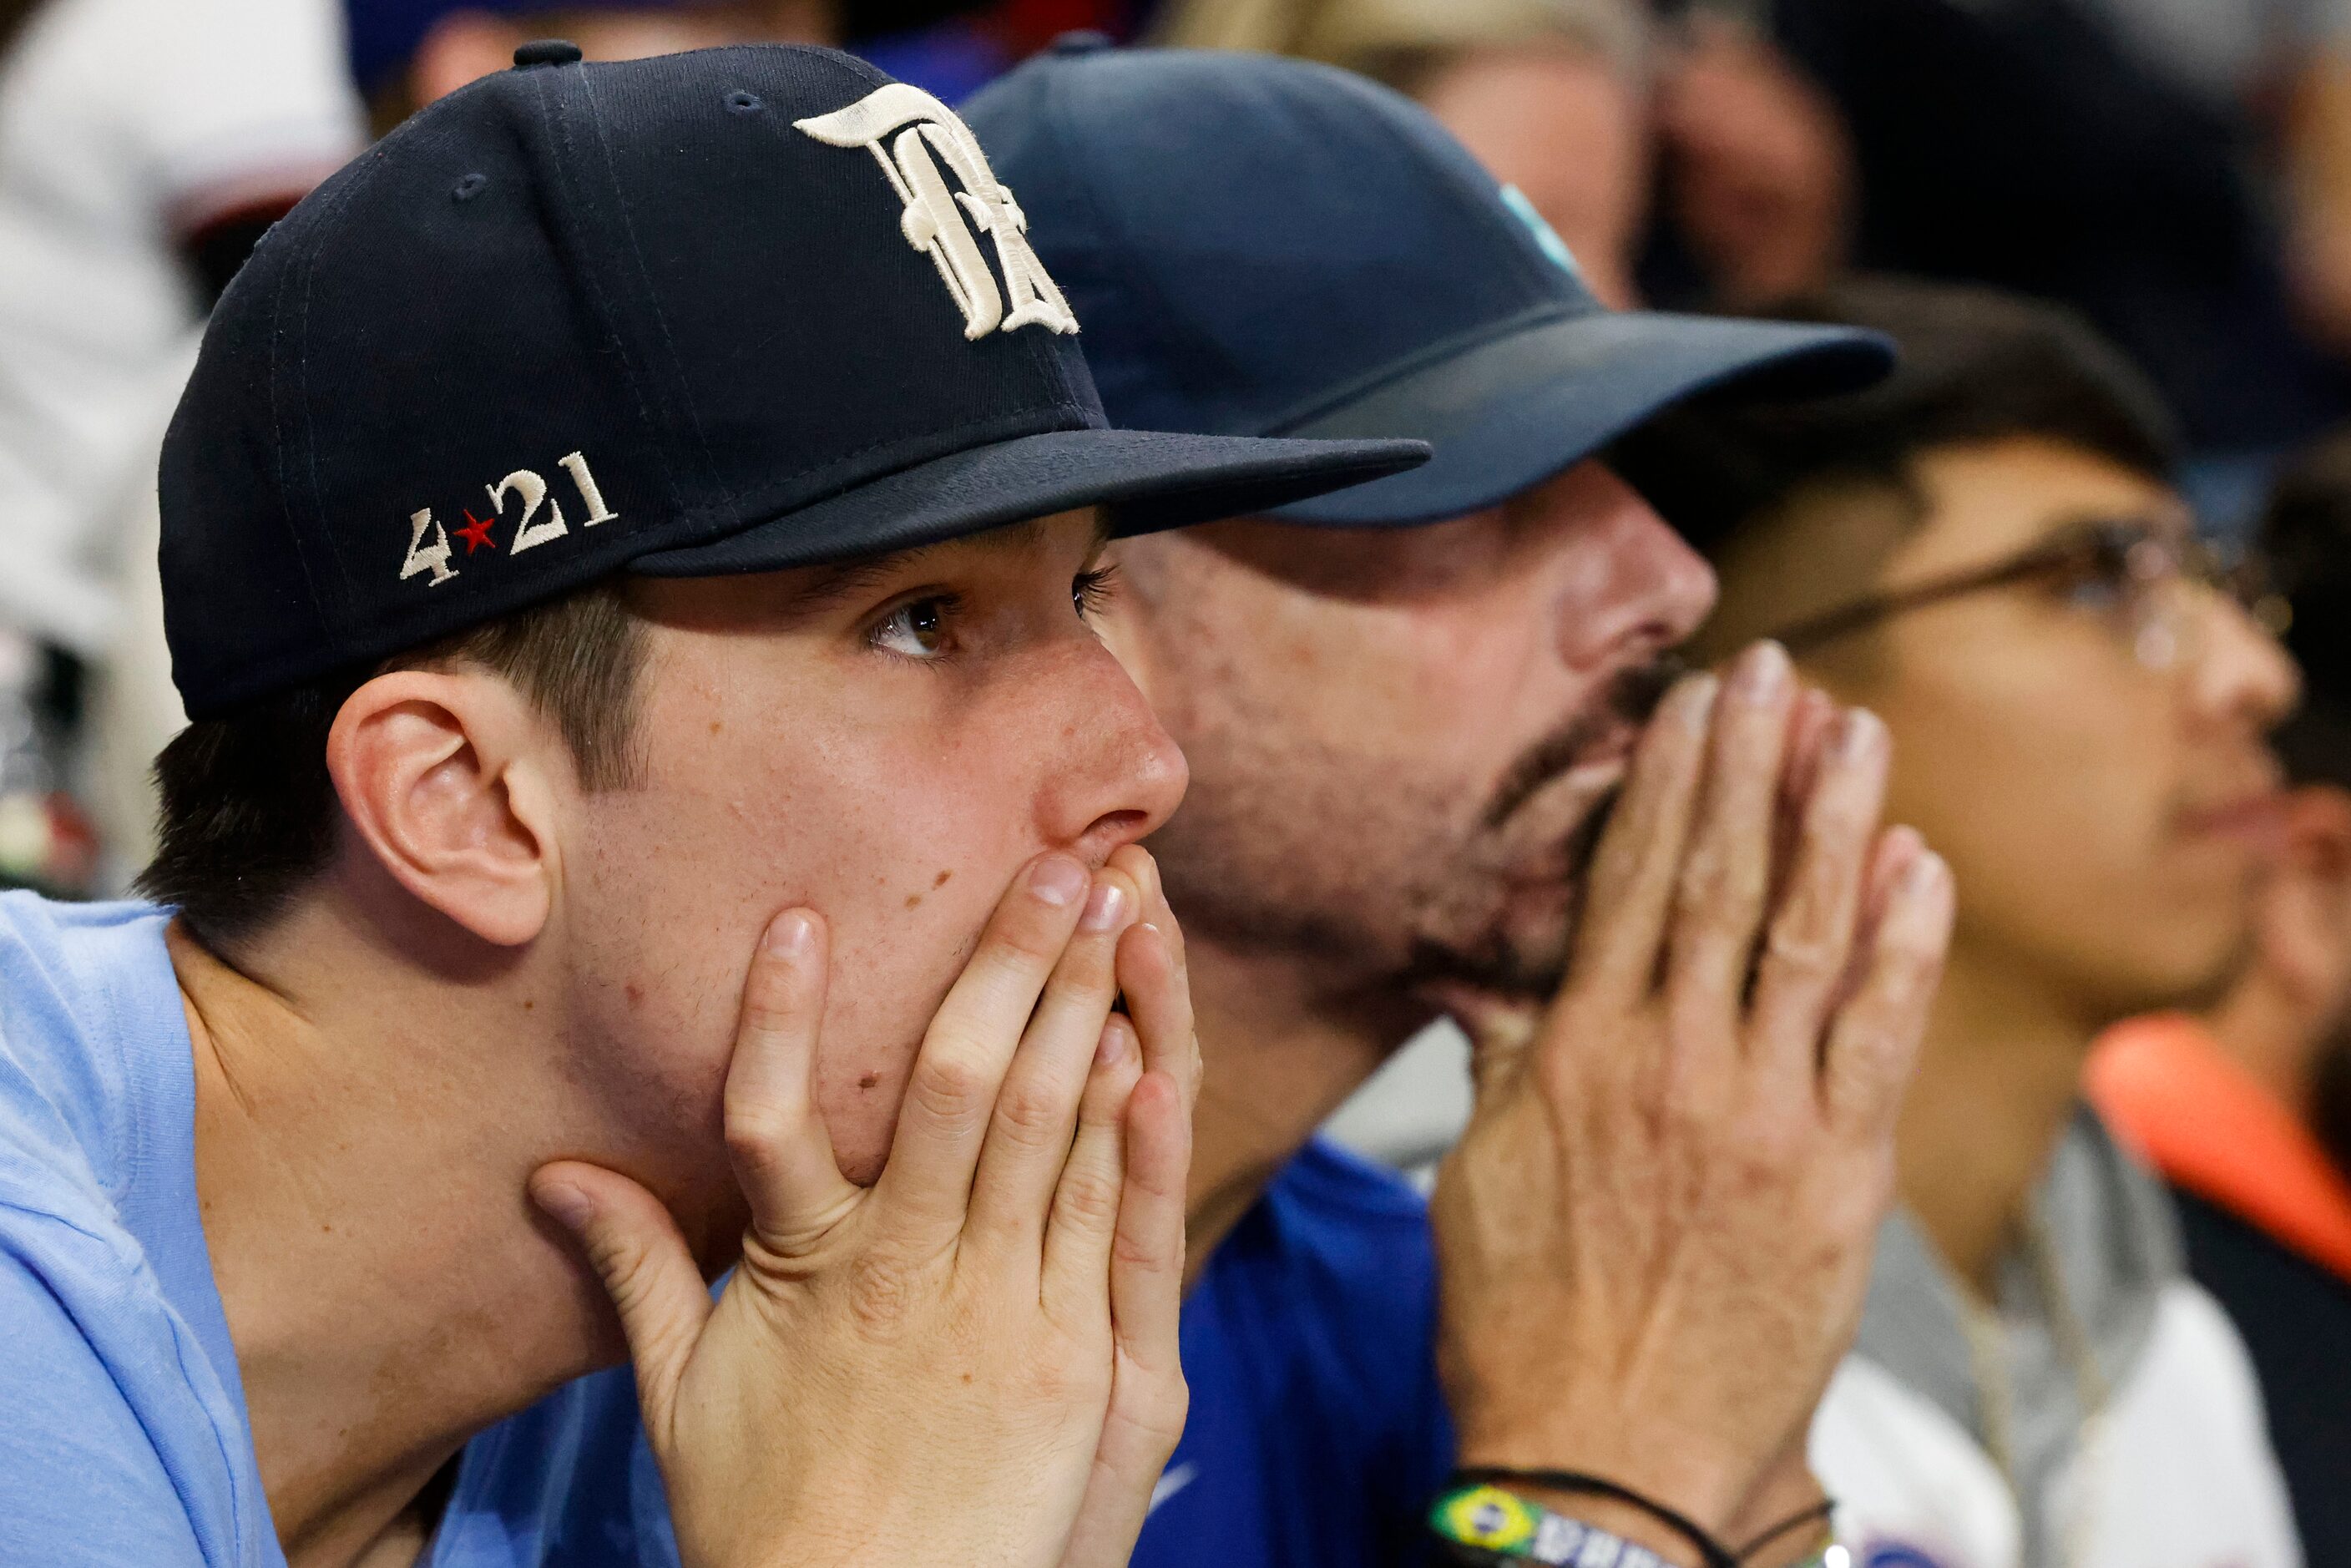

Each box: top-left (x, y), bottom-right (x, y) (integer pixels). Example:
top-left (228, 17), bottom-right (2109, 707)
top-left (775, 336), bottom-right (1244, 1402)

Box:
top-left (964, 41), bottom-right (1892, 527)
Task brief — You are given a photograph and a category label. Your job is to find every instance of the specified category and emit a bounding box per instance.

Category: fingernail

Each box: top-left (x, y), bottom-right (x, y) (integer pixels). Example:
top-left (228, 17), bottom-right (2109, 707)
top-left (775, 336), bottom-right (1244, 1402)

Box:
top-left (1029, 854), bottom-right (1089, 908)
top-left (1097, 1014), bottom-right (1135, 1067)
top-left (1080, 878), bottom-right (1130, 933)
top-left (1676, 672), bottom-right (1722, 731)
top-left (1732, 640), bottom-right (1792, 704)
top-left (763, 908), bottom-right (817, 958)
top-left (1837, 707), bottom-right (1886, 763)
top-left (532, 1179), bottom-right (592, 1230)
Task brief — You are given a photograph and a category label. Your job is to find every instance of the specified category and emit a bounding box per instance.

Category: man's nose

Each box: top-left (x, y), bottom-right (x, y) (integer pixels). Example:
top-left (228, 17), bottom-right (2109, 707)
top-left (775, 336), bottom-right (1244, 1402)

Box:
top-left (1554, 471), bottom-right (1721, 671)
top-left (2188, 592), bottom-right (2302, 736)
top-left (1045, 645), bottom-right (1191, 867)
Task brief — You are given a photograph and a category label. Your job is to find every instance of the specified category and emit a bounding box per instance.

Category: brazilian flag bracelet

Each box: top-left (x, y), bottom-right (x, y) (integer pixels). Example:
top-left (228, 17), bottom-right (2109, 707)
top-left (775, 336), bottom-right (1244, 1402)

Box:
top-left (1428, 1476), bottom-right (1843, 1568)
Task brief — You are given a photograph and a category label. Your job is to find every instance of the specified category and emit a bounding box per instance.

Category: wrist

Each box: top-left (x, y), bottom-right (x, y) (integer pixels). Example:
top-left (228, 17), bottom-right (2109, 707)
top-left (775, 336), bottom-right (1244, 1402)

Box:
top-left (1452, 1434), bottom-right (1747, 1537)
top-left (1484, 1487), bottom-right (1708, 1566)
top-left (1429, 1476), bottom-right (1745, 1568)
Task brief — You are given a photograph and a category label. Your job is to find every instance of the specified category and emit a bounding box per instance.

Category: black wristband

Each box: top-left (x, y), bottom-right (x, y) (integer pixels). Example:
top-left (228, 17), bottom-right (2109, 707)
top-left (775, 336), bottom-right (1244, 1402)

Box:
top-left (1449, 1468), bottom-right (1740, 1568)
top-left (1735, 1499), bottom-right (1837, 1562)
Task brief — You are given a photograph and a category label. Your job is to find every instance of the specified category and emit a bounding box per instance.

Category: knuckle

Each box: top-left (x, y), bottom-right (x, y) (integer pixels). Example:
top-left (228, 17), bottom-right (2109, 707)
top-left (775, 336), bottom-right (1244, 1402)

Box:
top-left (723, 1095), bottom-right (792, 1156)
top-left (908, 1050), bottom-right (993, 1127)
top-left (1058, 1166), bottom-right (1121, 1231)
top-left (845, 1251), bottom-right (918, 1335)
top-left (1676, 844), bottom-right (1760, 919)
top-left (993, 1080), bottom-right (1068, 1148)
top-left (1112, 1224), bottom-right (1176, 1272)
top-left (991, 909), bottom-right (1072, 969)
top-left (586, 1233), bottom-right (659, 1315)
top-left (1763, 922), bottom-right (1841, 983)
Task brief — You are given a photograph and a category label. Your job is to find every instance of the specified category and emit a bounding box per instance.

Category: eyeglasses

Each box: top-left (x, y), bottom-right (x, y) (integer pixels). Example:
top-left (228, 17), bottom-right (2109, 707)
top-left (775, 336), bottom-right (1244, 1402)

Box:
top-left (1765, 517), bottom-right (2288, 671)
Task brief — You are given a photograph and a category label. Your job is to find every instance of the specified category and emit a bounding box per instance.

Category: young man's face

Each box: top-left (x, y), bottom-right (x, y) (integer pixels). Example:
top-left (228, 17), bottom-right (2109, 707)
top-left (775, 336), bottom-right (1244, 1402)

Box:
top-left (1708, 437), bottom-right (2298, 1024)
top-left (550, 509), bottom-right (1185, 1237)
top-left (1103, 461), bottom-right (1716, 1014)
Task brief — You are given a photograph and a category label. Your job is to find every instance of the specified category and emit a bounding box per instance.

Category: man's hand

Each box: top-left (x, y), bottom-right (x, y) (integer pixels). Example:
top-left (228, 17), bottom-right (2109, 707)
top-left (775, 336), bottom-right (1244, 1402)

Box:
top-left (531, 847), bottom-right (1196, 1568)
top-left (1431, 643), bottom-right (1953, 1557)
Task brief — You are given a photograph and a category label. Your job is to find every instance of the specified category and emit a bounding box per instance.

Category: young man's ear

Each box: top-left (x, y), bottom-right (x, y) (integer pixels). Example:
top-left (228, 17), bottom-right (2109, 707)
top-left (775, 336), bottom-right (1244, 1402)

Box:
top-left (326, 670), bottom-right (564, 947)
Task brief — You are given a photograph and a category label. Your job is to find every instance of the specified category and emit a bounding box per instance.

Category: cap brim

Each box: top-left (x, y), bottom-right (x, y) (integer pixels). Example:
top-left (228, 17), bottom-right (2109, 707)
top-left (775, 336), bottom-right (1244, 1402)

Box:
top-left (1270, 310), bottom-right (1895, 526)
top-left (629, 425), bottom-right (1429, 575)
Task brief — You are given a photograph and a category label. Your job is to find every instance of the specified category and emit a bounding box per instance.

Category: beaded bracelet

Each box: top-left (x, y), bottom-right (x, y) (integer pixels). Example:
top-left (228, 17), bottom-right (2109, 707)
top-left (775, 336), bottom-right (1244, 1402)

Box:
top-left (1428, 1481), bottom-right (1679, 1568)
top-left (1431, 1471), bottom-right (1843, 1568)
top-left (1449, 1469), bottom-right (1741, 1568)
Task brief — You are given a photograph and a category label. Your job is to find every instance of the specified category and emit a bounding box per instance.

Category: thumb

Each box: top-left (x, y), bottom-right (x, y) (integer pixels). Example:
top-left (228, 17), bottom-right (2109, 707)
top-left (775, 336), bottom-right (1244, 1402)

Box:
top-left (532, 1161), bottom-right (714, 1439)
top-left (1428, 984), bottom-right (1545, 1103)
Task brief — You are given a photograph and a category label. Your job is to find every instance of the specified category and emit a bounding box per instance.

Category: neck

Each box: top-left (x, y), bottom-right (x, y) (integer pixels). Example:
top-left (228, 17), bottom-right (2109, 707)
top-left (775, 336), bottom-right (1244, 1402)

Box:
top-left (1895, 934), bottom-right (2099, 1297)
top-left (2207, 968), bottom-right (2326, 1120)
top-left (1182, 933), bottom-right (1436, 1278)
top-left (178, 894), bottom-right (621, 1568)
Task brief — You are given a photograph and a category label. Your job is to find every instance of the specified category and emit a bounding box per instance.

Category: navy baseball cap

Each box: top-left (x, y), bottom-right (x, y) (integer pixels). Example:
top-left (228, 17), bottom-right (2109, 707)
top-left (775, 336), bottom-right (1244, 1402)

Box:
top-left (160, 43), bottom-right (1426, 718)
top-left (963, 41), bottom-right (1895, 527)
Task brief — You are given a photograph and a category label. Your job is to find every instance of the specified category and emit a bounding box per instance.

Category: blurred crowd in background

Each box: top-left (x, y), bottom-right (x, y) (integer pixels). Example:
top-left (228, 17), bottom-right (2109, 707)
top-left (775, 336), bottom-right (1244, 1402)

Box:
top-left (10, 0), bottom-right (2351, 1561)
top-left (23, 0), bottom-right (2351, 884)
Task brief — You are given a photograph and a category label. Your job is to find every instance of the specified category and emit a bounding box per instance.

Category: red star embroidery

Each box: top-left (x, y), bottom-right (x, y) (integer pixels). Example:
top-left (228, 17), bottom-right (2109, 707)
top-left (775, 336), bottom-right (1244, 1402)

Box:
top-left (453, 508), bottom-right (498, 554)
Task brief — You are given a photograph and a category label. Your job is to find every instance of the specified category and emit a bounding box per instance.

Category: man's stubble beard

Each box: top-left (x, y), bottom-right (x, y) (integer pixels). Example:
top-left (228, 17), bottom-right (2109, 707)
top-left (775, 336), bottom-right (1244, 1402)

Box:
top-left (1150, 658), bottom-right (1678, 1009)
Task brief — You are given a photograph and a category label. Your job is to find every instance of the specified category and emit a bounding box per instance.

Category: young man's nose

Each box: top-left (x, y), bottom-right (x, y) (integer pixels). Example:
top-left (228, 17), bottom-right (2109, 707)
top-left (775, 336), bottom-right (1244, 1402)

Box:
top-left (2188, 593), bottom-right (2303, 736)
top-left (1044, 650), bottom-right (1191, 867)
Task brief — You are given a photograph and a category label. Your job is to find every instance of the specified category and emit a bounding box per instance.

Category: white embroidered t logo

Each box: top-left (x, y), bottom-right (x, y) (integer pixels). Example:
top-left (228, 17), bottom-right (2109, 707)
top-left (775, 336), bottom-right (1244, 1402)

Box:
top-left (796, 83), bottom-right (1079, 341)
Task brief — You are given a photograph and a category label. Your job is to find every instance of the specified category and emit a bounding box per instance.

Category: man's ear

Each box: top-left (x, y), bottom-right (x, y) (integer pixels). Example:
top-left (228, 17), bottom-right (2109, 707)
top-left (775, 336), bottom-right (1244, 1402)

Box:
top-left (408, 11), bottom-right (530, 107)
top-left (326, 669), bottom-right (564, 948)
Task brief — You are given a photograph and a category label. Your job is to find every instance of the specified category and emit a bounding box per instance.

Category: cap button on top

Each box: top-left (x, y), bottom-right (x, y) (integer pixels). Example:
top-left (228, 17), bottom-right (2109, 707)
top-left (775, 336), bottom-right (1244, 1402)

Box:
top-left (1048, 30), bottom-right (1111, 54)
top-left (513, 38), bottom-right (584, 68)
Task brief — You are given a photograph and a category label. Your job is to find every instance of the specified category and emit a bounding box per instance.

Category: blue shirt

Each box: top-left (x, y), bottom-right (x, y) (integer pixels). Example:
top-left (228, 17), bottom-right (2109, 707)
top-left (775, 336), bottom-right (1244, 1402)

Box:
top-left (0, 892), bottom-right (668, 1567)
top-left (441, 1137), bottom-right (1459, 1566)
top-left (0, 888), bottom-right (1454, 1566)
top-left (1134, 1138), bottom-right (1454, 1568)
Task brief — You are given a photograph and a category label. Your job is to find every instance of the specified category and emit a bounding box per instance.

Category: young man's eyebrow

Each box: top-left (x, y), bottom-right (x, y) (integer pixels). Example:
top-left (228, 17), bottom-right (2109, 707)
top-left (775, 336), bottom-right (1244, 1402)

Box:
top-left (785, 509), bottom-right (1110, 615)
top-left (784, 549), bottom-right (926, 614)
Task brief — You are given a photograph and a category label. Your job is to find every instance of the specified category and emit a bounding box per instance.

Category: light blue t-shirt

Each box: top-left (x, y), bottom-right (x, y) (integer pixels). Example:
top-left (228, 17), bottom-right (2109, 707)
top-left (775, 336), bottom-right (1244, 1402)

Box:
top-left (0, 890), bottom-right (687, 1567)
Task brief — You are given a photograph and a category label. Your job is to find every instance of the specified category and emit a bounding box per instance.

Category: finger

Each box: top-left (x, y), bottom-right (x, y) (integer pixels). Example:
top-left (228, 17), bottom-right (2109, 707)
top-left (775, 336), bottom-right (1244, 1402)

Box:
top-left (1057, 1068), bottom-right (1193, 1568)
top-left (1109, 1069), bottom-right (1191, 1367)
top-left (1117, 917), bottom-right (1199, 1118)
top-left (1112, 843), bottom-right (1190, 1003)
top-left (967, 868), bottom-right (1140, 1247)
top-left (1666, 641), bottom-right (1798, 1017)
top-left (1770, 687), bottom-right (1841, 910)
top-left (1829, 823), bottom-right (1928, 1027)
top-left (1426, 983), bottom-right (1543, 1105)
top-left (873, 852), bottom-right (1090, 1237)
top-left (1748, 709), bottom-right (1890, 1081)
top-left (1821, 838), bottom-right (1953, 1136)
top-left (1042, 1014), bottom-right (1145, 1302)
top-left (1563, 671), bottom-right (1722, 1006)
top-left (531, 1162), bottom-right (713, 1444)
top-left (723, 909), bottom-right (861, 1252)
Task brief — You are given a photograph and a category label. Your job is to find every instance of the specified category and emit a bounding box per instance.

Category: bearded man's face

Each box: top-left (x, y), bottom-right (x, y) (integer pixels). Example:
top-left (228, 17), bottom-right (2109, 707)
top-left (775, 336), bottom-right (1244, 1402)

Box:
top-left (1108, 461), bottom-right (1717, 1010)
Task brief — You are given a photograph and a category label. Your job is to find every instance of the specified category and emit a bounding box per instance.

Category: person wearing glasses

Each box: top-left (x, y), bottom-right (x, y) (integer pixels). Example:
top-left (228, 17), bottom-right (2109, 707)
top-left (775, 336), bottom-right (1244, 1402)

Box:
top-left (2088, 431), bottom-right (2351, 1565)
top-left (1630, 276), bottom-right (2304, 1568)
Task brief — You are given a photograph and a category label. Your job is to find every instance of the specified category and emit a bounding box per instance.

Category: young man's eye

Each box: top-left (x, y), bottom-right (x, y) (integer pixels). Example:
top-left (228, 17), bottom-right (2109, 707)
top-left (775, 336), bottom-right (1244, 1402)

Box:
top-left (871, 595), bottom-right (955, 658)
top-left (1074, 564), bottom-right (1121, 619)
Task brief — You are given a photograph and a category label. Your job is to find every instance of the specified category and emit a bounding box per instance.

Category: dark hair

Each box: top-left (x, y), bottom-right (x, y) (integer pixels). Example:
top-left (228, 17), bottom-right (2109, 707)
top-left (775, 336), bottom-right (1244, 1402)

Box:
top-left (138, 581), bottom-right (645, 950)
top-left (2259, 430), bottom-right (2351, 786)
top-left (1614, 276), bottom-right (2182, 551)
